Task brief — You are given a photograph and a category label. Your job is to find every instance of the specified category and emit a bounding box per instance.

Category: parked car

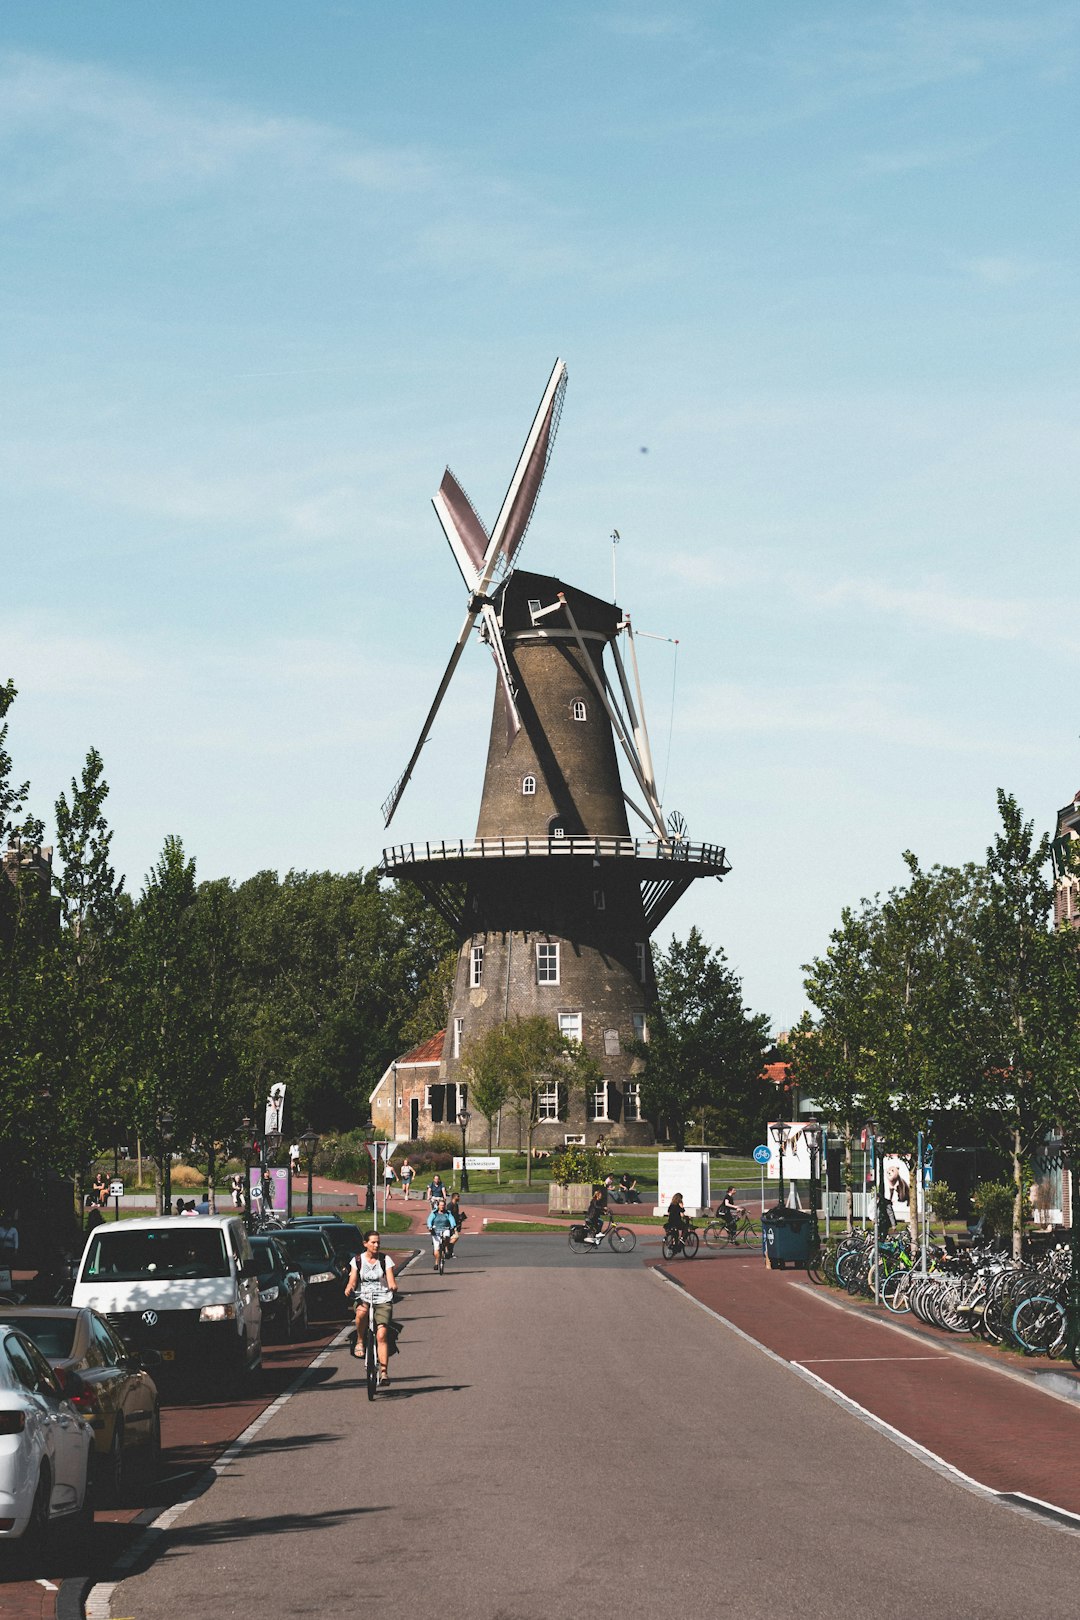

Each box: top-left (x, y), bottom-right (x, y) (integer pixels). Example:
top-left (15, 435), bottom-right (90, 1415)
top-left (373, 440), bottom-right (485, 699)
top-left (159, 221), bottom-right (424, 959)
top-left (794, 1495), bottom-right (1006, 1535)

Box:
top-left (287, 1220), bottom-right (366, 1270)
top-left (71, 1216), bottom-right (262, 1392)
top-left (0, 1325), bottom-right (93, 1548)
top-left (0, 1307), bottom-right (160, 1501)
top-left (248, 1237), bottom-right (308, 1341)
top-left (271, 1229), bottom-right (346, 1321)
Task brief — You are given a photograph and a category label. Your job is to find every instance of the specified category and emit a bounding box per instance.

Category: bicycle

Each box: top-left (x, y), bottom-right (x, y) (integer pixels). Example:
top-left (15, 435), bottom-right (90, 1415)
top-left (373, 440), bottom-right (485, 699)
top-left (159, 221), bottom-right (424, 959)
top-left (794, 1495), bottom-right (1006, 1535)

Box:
top-left (661, 1224), bottom-right (699, 1260)
top-left (703, 1211), bottom-right (759, 1248)
top-left (568, 1216), bottom-right (637, 1255)
top-left (363, 1320), bottom-right (379, 1400)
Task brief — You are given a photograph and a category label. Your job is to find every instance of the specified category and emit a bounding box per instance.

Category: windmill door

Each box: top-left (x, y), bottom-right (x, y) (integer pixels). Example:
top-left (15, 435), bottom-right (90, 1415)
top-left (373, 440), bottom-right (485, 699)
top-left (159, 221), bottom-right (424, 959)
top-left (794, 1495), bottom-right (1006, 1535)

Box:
top-left (410, 1098), bottom-right (419, 1138)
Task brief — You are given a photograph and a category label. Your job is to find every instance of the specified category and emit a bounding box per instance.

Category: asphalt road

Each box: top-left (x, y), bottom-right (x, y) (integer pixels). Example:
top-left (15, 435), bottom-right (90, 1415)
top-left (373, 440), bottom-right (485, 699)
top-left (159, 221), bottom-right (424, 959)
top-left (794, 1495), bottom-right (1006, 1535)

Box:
top-left (105, 1231), bottom-right (1080, 1620)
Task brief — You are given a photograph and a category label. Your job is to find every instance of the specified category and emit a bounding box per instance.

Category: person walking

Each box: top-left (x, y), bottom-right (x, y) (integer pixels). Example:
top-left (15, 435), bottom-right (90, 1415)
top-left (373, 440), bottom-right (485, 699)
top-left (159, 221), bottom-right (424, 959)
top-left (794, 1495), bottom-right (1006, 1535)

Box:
top-left (400, 1160), bottom-right (415, 1199)
top-left (448, 1191), bottom-right (467, 1251)
top-left (384, 1161), bottom-right (397, 1198)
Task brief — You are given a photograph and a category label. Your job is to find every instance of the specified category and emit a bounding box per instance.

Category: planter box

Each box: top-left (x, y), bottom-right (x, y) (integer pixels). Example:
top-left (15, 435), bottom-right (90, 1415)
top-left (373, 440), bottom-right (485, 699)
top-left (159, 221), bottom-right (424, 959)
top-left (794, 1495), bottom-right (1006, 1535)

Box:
top-left (548, 1181), bottom-right (592, 1215)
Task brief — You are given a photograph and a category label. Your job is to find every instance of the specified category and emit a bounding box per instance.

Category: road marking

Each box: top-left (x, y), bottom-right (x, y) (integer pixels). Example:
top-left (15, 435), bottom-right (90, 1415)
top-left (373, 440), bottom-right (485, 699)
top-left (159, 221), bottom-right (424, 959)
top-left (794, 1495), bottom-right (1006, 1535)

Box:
top-left (85, 1248), bottom-right (422, 1620)
top-left (800, 1356), bottom-right (945, 1363)
top-left (36, 1580), bottom-right (58, 1591)
top-left (649, 1267), bottom-right (1080, 1537)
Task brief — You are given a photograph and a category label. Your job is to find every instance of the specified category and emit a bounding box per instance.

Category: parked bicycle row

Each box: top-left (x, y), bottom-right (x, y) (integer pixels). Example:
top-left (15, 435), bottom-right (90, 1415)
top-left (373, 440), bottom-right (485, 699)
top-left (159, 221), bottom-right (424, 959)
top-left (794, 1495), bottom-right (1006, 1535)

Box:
top-left (819, 1227), bottom-right (1079, 1366)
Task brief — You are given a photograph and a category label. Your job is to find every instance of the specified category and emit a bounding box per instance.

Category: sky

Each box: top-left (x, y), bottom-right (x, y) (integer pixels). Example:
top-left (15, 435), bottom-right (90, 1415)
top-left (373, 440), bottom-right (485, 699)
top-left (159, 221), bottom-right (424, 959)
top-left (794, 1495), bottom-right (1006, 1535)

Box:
top-left (2, 1), bottom-right (1079, 1032)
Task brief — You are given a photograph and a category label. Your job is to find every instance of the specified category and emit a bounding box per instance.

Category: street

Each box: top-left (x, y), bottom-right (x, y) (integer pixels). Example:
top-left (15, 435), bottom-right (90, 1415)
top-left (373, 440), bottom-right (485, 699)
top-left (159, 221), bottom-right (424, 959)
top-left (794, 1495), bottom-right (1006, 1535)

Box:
top-left (96, 1230), bottom-right (1080, 1620)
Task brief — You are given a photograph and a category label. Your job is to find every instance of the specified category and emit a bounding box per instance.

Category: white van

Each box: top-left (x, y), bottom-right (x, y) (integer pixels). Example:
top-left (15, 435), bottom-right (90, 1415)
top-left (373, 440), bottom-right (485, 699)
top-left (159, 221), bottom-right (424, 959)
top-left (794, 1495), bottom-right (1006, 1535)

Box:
top-left (71, 1216), bottom-right (261, 1387)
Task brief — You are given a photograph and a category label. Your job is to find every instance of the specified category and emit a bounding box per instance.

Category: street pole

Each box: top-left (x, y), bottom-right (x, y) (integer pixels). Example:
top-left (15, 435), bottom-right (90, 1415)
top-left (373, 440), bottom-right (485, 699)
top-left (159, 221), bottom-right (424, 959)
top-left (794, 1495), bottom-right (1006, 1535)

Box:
top-left (459, 1109), bottom-right (472, 1194)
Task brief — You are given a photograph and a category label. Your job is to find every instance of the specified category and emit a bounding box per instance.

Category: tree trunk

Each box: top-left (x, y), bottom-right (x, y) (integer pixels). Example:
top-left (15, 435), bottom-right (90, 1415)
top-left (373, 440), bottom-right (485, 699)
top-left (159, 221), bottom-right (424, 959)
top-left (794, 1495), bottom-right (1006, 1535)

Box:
top-left (1012, 1124), bottom-right (1023, 1261)
top-left (844, 1125), bottom-right (854, 1232)
top-left (525, 1104), bottom-right (534, 1186)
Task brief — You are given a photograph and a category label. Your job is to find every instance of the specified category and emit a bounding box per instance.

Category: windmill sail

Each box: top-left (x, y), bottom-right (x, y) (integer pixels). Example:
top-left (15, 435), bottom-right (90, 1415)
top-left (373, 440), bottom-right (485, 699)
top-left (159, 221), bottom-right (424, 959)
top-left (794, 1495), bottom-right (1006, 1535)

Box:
top-left (434, 468), bottom-right (489, 585)
top-left (493, 362), bottom-right (567, 575)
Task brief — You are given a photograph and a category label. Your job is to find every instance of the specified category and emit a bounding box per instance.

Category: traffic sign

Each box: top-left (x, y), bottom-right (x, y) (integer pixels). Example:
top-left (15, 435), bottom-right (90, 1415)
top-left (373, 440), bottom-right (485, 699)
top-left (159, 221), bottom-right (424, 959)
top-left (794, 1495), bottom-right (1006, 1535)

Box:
top-left (109, 1179), bottom-right (124, 1198)
top-left (753, 1145), bottom-right (770, 1165)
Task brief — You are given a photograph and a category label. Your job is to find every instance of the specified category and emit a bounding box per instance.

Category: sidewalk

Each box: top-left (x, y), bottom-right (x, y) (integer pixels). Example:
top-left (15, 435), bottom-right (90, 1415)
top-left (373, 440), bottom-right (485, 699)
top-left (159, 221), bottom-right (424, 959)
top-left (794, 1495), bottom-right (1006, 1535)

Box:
top-left (663, 1248), bottom-right (1080, 1520)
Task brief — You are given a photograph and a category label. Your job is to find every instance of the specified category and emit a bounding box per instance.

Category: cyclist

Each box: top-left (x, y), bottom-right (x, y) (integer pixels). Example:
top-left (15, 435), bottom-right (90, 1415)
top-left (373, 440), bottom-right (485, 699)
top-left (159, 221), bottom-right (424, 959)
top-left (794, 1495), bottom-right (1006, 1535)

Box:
top-left (583, 1186), bottom-right (607, 1245)
top-left (427, 1173), bottom-right (449, 1206)
top-left (426, 1198), bottom-right (457, 1269)
top-left (717, 1185), bottom-right (742, 1238)
top-left (346, 1230), bottom-right (398, 1387)
top-left (448, 1192), bottom-right (467, 1251)
top-left (664, 1191), bottom-right (691, 1246)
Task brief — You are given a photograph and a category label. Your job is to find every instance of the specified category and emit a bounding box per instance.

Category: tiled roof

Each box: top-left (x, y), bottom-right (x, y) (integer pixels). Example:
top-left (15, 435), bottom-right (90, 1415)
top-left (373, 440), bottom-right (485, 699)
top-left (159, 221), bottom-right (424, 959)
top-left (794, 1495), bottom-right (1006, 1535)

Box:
top-left (398, 1030), bottom-right (446, 1066)
top-left (762, 1062), bottom-right (792, 1086)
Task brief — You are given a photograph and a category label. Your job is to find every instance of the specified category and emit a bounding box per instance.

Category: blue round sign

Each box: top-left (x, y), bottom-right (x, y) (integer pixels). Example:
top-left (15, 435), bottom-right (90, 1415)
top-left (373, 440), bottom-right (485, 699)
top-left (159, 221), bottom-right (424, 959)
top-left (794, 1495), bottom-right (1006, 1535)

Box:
top-left (753, 1144), bottom-right (771, 1165)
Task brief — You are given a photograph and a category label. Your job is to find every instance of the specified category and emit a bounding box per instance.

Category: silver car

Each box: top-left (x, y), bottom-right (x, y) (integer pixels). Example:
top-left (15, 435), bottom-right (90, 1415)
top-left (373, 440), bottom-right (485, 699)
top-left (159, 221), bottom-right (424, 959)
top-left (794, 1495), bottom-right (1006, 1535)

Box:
top-left (0, 1325), bottom-right (93, 1546)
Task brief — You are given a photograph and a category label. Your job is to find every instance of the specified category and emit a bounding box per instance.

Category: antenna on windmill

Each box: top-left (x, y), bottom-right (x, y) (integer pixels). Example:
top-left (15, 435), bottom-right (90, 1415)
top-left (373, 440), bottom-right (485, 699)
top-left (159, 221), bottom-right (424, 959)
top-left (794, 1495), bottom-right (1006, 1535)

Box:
top-left (610, 529), bottom-right (620, 602)
top-left (381, 359), bottom-right (568, 828)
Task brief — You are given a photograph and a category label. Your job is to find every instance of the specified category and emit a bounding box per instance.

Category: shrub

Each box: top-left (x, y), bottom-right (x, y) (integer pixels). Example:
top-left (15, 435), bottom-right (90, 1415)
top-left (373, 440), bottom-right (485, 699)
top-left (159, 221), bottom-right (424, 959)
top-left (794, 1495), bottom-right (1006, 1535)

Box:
top-left (971, 1180), bottom-right (1015, 1237)
top-left (426, 1132), bottom-right (461, 1155)
top-left (930, 1180), bottom-right (957, 1225)
top-left (549, 1145), bottom-right (605, 1187)
top-left (170, 1164), bottom-right (204, 1189)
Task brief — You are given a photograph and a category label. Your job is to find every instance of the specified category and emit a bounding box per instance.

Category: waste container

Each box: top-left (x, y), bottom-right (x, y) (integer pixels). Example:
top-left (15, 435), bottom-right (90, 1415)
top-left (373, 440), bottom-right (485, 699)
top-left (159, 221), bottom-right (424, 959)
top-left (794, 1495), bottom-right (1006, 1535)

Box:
top-left (762, 1206), bottom-right (813, 1269)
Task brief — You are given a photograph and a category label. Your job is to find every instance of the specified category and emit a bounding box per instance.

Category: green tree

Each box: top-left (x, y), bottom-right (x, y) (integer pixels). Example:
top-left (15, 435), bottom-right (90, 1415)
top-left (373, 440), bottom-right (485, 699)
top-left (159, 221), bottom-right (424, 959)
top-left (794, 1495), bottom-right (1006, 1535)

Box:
top-left (460, 1024), bottom-right (512, 1151)
top-left (500, 1016), bottom-right (601, 1185)
top-left (641, 929), bottom-right (771, 1151)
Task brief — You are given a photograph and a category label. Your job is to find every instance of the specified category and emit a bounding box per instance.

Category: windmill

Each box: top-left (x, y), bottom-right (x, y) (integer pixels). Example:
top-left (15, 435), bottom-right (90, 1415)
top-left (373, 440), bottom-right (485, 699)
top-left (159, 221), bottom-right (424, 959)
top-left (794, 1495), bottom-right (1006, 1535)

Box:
top-left (380, 362), bottom-right (730, 1146)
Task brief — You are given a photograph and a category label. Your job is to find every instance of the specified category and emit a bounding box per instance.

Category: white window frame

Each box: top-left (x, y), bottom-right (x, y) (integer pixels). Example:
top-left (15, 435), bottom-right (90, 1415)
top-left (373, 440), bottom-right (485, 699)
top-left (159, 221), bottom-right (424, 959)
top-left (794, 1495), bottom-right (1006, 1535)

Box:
top-left (632, 1012), bottom-right (648, 1045)
top-left (593, 889), bottom-right (605, 910)
top-left (538, 1083), bottom-right (560, 1121)
top-left (558, 1010), bottom-right (582, 1044)
top-left (572, 699), bottom-right (587, 721)
top-left (623, 1082), bottom-right (641, 1122)
top-left (536, 943), bottom-right (560, 985)
top-left (470, 944), bottom-right (484, 988)
top-left (586, 1083), bottom-right (608, 1121)
top-left (522, 775), bottom-right (536, 796)
top-left (550, 823), bottom-right (565, 839)
top-left (635, 941), bottom-right (649, 983)
top-left (453, 1017), bottom-right (464, 1058)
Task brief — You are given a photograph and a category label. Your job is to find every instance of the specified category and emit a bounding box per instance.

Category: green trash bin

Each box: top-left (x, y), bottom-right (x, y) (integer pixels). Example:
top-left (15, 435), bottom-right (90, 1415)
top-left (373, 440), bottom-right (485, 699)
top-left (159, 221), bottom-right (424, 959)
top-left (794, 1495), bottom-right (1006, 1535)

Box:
top-left (762, 1206), bottom-right (812, 1268)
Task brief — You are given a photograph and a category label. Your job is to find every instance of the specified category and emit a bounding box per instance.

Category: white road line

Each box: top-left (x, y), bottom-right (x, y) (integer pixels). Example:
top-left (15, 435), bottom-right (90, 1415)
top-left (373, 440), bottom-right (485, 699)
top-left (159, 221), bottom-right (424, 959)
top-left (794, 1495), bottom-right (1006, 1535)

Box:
top-left (649, 1267), bottom-right (1080, 1538)
top-left (85, 1249), bottom-right (421, 1620)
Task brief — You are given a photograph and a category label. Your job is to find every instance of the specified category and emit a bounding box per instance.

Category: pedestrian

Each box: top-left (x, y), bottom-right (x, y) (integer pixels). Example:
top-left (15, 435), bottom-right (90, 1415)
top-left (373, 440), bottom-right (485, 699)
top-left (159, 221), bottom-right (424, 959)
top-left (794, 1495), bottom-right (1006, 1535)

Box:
top-left (400, 1159), bottom-right (415, 1200)
top-left (181, 1199), bottom-right (199, 1217)
top-left (92, 1171), bottom-right (109, 1208)
top-left (384, 1161), bottom-right (396, 1198)
top-left (196, 1191), bottom-right (211, 1216)
top-left (290, 1142), bottom-right (301, 1177)
top-left (448, 1191), bottom-right (467, 1250)
top-left (85, 1205), bottom-right (105, 1235)
top-left (427, 1172), bottom-right (448, 1205)
top-left (230, 1172), bottom-right (245, 1210)
top-left (0, 1210), bottom-right (19, 1263)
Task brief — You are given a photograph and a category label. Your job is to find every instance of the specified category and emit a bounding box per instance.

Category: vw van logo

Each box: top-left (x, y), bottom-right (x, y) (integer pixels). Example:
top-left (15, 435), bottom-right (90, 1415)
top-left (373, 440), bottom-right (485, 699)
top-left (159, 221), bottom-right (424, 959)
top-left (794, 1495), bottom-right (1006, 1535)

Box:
top-left (141, 1310), bottom-right (159, 1327)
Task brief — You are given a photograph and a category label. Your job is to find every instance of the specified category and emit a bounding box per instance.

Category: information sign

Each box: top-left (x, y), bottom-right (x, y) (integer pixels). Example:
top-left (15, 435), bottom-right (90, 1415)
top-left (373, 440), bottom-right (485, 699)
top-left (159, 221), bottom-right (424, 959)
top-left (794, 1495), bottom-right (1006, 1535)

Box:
top-left (109, 1179), bottom-right (124, 1198)
top-left (753, 1145), bottom-right (770, 1165)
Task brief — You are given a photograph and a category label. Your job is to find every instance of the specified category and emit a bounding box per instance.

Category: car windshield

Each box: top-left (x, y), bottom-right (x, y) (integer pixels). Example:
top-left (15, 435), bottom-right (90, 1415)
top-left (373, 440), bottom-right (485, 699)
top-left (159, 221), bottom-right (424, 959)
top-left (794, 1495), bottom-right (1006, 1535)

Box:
top-left (0, 1316), bottom-right (77, 1358)
top-left (318, 1226), bottom-right (364, 1260)
top-left (82, 1228), bottom-right (230, 1281)
top-left (275, 1231), bottom-right (331, 1263)
top-left (249, 1240), bottom-right (282, 1280)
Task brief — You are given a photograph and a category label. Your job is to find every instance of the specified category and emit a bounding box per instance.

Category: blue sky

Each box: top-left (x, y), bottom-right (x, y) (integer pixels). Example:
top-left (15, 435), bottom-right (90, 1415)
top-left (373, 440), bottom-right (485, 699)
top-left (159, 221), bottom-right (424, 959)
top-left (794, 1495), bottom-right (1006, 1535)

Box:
top-left (3, 1), bottom-right (1079, 1030)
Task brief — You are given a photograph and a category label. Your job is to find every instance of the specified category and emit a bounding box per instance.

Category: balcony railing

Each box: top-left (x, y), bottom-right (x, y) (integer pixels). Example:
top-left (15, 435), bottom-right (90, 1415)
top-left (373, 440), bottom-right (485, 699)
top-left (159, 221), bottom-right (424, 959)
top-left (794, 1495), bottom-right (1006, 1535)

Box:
top-left (381, 834), bottom-right (729, 872)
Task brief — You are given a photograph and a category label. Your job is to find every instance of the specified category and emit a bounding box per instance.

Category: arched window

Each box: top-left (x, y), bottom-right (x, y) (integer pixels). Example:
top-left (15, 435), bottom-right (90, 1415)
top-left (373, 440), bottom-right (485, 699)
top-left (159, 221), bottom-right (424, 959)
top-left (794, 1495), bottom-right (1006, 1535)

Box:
top-left (572, 700), bottom-right (587, 722)
top-left (522, 775), bottom-right (536, 795)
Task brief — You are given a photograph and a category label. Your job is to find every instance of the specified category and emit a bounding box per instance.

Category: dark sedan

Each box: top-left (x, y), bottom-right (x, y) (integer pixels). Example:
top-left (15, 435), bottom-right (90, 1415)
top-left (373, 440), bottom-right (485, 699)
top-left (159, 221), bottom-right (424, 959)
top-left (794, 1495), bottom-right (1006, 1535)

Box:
top-left (288, 1220), bottom-right (366, 1269)
top-left (0, 1305), bottom-right (160, 1500)
top-left (271, 1229), bottom-right (347, 1322)
top-left (249, 1236), bottom-right (308, 1341)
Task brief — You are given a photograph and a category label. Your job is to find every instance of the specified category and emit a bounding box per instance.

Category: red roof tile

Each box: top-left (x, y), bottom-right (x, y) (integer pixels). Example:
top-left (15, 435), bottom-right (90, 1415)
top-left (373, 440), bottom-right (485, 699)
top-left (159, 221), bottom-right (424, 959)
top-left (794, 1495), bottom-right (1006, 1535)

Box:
top-left (398, 1030), bottom-right (446, 1066)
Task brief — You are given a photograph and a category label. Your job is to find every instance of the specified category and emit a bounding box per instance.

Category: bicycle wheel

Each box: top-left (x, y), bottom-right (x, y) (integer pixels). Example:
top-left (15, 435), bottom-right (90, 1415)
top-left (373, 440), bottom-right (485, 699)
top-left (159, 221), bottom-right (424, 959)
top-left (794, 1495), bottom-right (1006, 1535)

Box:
top-left (568, 1226), bottom-right (589, 1255)
top-left (661, 1234), bottom-right (677, 1261)
top-left (607, 1226), bottom-right (637, 1254)
top-left (880, 1268), bottom-right (913, 1314)
top-left (738, 1220), bottom-right (760, 1246)
top-left (437, 1243), bottom-right (445, 1275)
top-left (703, 1222), bottom-right (724, 1249)
top-left (682, 1229), bottom-right (699, 1259)
top-left (1012, 1296), bottom-right (1066, 1357)
top-left (365, 1334), bottom-right (378, 1402)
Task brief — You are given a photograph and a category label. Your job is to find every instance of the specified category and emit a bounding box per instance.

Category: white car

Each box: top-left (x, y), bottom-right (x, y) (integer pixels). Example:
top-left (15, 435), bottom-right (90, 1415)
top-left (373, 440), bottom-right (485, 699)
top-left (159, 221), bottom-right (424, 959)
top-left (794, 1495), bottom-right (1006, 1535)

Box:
top-left (0, 1325), bottom-right (93, 1546)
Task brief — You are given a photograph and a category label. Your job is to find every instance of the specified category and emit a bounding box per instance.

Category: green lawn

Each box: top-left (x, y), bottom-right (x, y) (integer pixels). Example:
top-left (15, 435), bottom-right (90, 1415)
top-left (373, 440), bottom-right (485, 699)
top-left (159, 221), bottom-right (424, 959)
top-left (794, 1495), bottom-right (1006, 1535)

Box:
top-left (446, 1149), bottom-right (762, 1197)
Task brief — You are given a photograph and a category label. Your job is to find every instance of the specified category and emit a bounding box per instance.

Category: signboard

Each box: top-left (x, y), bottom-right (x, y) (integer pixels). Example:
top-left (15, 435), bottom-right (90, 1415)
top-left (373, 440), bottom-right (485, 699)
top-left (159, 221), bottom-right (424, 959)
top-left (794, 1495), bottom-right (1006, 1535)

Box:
top-left (264, 1083), bottom-right (287, 1136)
top-left (753, 1145), bottom-right (770, 1165)
top-left (656, 1151), bottom-right (710, 1213)
top-left (765, 1123), bottom-right (818, 1181)
top-left (365, 1141), bottom-right (390, 1163)
top-left (109, 1179), bottom-right (124, 1198)
top-left (453, 1156), bottom-right (499, 1172)
top-left (249, 1166), bottom-right (288, 1213)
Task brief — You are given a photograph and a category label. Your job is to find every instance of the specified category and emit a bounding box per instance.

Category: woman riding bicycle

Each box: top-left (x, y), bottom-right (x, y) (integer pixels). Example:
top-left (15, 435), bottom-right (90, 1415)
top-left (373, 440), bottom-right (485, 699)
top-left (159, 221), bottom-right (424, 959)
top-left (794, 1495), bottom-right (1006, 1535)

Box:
top-left (346, 1230), bottom-right (398, 1387)
top-left (665, 1191), bottom-right (691, 1244)
top-left (583, 1187), bottom-right (607, 1244)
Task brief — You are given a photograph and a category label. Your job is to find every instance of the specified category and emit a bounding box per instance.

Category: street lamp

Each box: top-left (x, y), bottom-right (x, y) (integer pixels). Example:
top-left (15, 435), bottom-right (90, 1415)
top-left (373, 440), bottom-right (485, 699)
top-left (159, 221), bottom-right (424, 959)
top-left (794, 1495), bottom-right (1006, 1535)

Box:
top-left (236, 1115), bottom-right (253, 1232)
top-left (300, 1128), bottom-right (319, 1217)
top-left (457, 1109), bottom-right (472, 1194)
top-left (769, 1120), bottom-right (787, 1208)
top-left (159, 1110), bottom-right (174, 1215)
top-left (803, 1121), bottom-right (823, 1255)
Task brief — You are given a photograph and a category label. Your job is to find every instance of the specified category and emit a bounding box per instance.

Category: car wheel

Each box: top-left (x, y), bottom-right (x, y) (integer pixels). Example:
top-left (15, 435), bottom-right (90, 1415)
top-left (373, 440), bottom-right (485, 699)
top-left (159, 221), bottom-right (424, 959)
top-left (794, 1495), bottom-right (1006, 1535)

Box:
top-left (106, 1418), bottom-right (126, 1503)
top-left (25, 1464), bottom-right (51, 1557)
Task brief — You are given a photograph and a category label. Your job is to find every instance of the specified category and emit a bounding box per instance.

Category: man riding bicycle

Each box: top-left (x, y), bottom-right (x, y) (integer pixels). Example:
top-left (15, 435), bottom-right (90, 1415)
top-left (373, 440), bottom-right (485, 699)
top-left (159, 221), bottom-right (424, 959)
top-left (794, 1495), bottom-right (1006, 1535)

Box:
top-left (345, 1230), bottom-right (398, 1387)
top-left (426, 1198), bottom-right (457, 1269)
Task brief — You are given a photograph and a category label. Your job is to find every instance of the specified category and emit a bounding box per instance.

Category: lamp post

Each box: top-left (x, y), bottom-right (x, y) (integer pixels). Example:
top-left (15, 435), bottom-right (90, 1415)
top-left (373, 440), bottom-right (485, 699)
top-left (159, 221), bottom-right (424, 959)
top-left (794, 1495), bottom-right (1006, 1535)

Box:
top-left (300, 1128), bottom-right (319, 1217)
top-left (804, 1120), bottom-right (822, 1257)
top-left (159, 1110), bottom-right (174, 1215)
top-left (237, 1115), bottom-right (253, 1232)
top-left (769, 1120), bottom-right (786, 1209)
top-left (458, 1109), bottom-right (472, 1194)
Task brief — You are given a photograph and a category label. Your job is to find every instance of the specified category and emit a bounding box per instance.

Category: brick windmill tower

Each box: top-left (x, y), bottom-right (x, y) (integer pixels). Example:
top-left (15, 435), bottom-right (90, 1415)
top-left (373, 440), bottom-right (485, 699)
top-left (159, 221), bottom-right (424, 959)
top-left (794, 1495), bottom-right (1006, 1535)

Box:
top-left (380, 362), bottom-right (729, 1147)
